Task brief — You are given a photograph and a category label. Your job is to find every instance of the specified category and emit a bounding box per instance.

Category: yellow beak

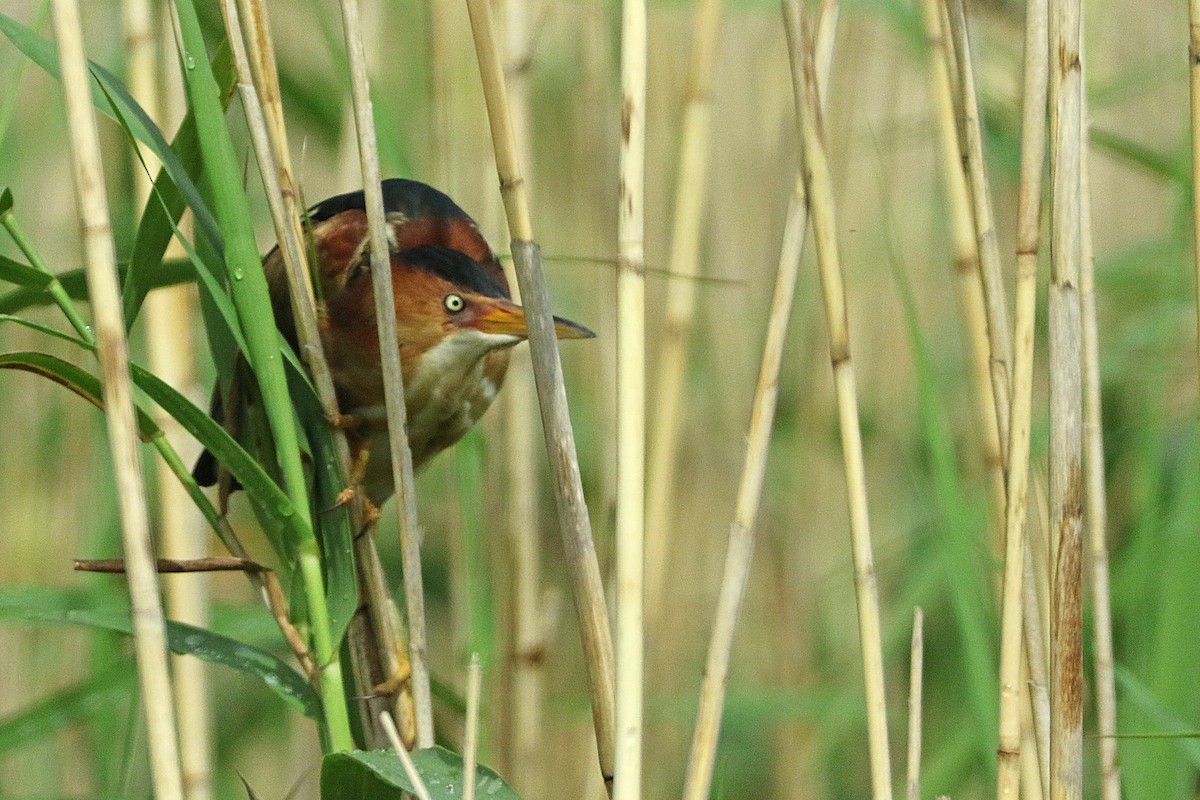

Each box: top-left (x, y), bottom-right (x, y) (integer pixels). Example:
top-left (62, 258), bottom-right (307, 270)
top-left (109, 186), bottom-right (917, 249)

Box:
top-left (471, 298), bottom-right (595, 340)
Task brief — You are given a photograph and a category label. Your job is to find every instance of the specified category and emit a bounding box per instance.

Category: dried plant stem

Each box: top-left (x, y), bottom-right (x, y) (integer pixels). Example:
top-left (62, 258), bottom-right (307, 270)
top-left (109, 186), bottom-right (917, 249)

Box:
top-left (1047, 0), bottom-right (1085, 794)
top-left (221, 0), bottom-right (411, 745)
top-left (945, 0), bottom-right (1013, 452)
top-left (995, 0), bottom-right (1049, 794)
top-left (918, 0), bottom-right (1004, 521)
top-left (786, 3), bottom-right (892, 797)
top-left (463, 655), bottom-right (483, 800)
top-left (906, 608), bottom-right (925, 800)
top-left (680, 7), bottom-right (838, 799)
top-left (124, 0), bottom-right (214, 797)
top-left (465, 0), bottom-right (617, 784)
top-left (53, 0), bottom-right (183, 797)
top-left (644, 0), bottom-right (721, 621)
top-left (1079, 82), bottom-right (1120, 800)
top-left (381, 713), bottom-right (434, 800)
top-left (497, 0), bottom-right (546, 788)
top-left (614, 0), bottom-right (647, 796)
top-left (338, 0), bottom-right (434, 748)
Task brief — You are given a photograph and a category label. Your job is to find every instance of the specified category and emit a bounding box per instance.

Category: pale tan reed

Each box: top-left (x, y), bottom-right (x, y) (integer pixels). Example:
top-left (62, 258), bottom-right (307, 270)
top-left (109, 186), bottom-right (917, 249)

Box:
top-left (615, 0), bottom-right (647, 796)
top-left (680, 5), bottom-right (839, 799)
top-left (906, 608), bottom-right (925, 800)
top-left (125, 0), bottom-right (214, 795)
top-left (786, 3), bottom-right (893, 797)
top-left (644, 0), bottom-right (721, 621)
top-left (381, 713), bottom-right (434, 800)
top-left (495, 0), bottom-right (547, 789)
top-left (220, 0), bottom-right (414, 746)
top-left (52, 0), bottom-right (183, 796)
top-left (918, 0), bottom-right (1005, 522)
top-left (1047, 0), bottom-right (1085, 795)
top-left (338, 0), bottom-right (435, 747)
top-left (944, 0), bottom-right (1013, 453)
top-left (995, 0), bottom-right (1049, 794)
top-left (464, 0), bottom-right (617, 784)
top-left (1078, 79), bottom-right (1120, 800)
top-left (463, 655), bottom-right (483, 800)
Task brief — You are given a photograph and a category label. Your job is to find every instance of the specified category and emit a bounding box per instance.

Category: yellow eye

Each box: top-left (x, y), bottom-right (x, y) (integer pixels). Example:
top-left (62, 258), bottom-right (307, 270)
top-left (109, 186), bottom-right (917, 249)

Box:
top-left (443, 293), bottom-right (465, 313)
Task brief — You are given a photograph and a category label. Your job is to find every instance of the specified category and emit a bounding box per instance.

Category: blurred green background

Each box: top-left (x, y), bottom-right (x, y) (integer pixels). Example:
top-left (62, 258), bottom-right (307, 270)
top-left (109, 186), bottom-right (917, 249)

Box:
top-left (0, 0), bottom-right (1196, 797)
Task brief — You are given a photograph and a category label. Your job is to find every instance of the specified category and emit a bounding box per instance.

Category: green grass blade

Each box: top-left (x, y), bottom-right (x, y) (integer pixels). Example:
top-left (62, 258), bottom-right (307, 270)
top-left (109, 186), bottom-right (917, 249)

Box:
top-left (0, 665), bottom-right (133, 753)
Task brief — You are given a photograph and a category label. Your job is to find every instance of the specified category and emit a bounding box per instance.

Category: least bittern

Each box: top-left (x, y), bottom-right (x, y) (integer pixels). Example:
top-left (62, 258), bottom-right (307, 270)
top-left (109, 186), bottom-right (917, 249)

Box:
top-left (194, 178), bottom-right (592, 504)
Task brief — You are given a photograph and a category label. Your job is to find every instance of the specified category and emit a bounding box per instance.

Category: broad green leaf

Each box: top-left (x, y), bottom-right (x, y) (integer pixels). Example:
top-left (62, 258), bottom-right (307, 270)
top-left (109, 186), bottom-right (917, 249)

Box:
top-left (0, 253), bottom-right (51, 289)
top-left (0, 351), bottom-right (158, 439)
top-left (0, 600), bottom-right (320, 720)
top-left (320, 748), bottom-right (522, 800)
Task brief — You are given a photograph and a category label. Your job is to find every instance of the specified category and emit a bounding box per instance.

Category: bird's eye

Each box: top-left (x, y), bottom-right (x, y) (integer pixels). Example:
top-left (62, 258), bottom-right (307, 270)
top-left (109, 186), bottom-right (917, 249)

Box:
top-left (443, 293), bottom-right (466, 313)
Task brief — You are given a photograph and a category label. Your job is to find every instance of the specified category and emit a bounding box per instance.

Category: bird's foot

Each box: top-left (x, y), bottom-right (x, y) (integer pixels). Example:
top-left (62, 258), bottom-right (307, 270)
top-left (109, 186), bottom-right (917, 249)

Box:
top-left (372, 649), bottom-right (413, 697)
top-left (327, 411), bottom-right (363, 432)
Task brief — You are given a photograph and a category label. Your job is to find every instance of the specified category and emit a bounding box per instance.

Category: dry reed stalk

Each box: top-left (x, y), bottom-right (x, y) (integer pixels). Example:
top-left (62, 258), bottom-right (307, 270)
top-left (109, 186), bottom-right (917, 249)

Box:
top-left (906, 608), bottom-right (925, 800)
top-left (644, 0), bottom-right (721, 622)
top-left (463, 654), bottom-right (483, 800)
top-left (785, 3), bottom-right (893, 797)
top-left (1019, 664), bottom-right (1047, 800)
top-left (52, 0), bottom-right (183, 796)
top-left (495, 0), bottom-right (547, 789)
top-left (679, 6), bottom-right (838, 799)
top-left (615, 0), bottom-right (648, 796)
top-left (1046, 0), bottom-right (1085, 794)
top-left (995, 0), bottom-right (1049, 793)
top-left (222, 0), bottom-right (413, 746)
top-left (337, 0), bottom-right (434, 748)
top-left (918, 0), bottom-right (1005, 521)
top-left (381, 713), bottom-right (434, 800)
top-left (1078, 83), bottom-right (1120, 800)
top-left (944, 0), bottom-right (1013, 452)
top-left (126, 0), bottom-right (214, 794)
top-left (464, 0), bottom-right (617, 784)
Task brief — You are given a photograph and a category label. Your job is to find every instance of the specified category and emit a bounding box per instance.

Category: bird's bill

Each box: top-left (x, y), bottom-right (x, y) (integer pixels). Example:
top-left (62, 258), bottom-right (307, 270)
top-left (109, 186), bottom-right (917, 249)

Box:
top-left (472, 299), bottom-right (595, 339)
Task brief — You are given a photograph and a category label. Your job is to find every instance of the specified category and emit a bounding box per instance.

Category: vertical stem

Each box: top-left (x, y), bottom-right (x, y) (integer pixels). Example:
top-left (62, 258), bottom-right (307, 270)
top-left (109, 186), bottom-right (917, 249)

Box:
top-left (463, 654), bottom-right (483, 800)
top-left (337, 0), bottom-right (435, 748)
top-left (1079, 75), bottom-right (1121, 800)
top-left (1191, 0), bottom-right (1200, 366)
top-left (996, 0), bottom-right (1049, 794)
top-left (680, 6), bottom-right (839, 799)
top-left (786, 3), bottom-right (893, 797)
top-left (1047, 0), bottom-right (1084, 795)
top-left (52, 0), bottom-right (184, 796)
top-left (906, 608), bottom-right (925, 800)
top-left (644, 0), bottom-right (721, 622)
top-left (615, 0), bottom-right (647, 796)
top-left (464, 0), bottom-right (617, 784)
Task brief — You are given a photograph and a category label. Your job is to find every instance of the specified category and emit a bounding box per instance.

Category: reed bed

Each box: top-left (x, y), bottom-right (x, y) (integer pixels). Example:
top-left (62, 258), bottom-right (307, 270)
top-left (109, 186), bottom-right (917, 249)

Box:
top-left (0, 0), bottom-right (1192, 798)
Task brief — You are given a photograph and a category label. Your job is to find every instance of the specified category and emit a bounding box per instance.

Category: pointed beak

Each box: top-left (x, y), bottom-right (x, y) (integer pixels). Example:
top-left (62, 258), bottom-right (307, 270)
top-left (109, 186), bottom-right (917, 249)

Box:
top-left (471, 298), bottom-right (595, 340)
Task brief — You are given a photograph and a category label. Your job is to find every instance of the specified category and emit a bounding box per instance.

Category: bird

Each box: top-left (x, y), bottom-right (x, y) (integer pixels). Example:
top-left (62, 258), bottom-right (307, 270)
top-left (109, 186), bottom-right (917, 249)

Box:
top-left (193, 178), bottom-right (593, 506)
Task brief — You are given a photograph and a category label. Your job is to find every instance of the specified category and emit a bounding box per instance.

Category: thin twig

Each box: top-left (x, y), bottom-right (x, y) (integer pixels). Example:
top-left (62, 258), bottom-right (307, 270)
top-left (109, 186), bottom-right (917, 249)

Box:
top-left (1047, 0), bottom-right (1085, 794)
top-left (680, 6), bottom-right (839, 799)
top-left (907, 608), bottom-right (925, 800)
top-left (644, 0), bottom-right (722, 621)
top-left (338, 0), bottom-right (435, 748)
top-left (465, 0), bottom-right (617, 785)
top-left (52, 0), bottom-right (183, 796)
